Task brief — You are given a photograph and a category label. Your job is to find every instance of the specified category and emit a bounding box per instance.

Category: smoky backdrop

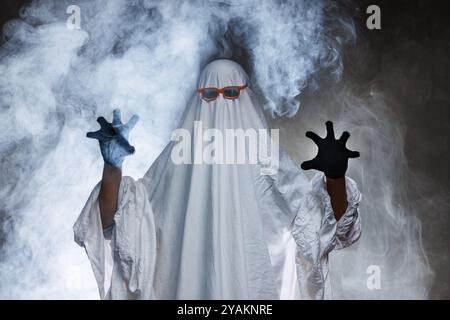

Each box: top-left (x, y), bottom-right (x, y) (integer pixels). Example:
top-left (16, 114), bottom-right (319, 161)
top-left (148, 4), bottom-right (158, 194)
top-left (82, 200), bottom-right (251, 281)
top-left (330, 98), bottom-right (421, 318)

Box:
top-left (0, 0), bottom-right (448, 299)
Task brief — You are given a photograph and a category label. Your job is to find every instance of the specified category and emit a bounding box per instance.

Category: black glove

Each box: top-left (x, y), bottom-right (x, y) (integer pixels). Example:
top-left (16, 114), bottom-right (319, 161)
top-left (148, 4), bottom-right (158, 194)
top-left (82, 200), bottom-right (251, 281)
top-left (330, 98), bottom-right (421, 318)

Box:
top-left (301, 121), bottom-right (360, 179)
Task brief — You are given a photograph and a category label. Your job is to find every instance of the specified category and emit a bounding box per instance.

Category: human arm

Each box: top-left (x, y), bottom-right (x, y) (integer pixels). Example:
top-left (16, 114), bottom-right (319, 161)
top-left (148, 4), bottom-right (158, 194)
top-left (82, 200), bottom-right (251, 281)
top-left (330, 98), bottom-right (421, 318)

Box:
top-left (325, 176), bottom-right (347, 221)
top-left (86, 109), bottom-right (139, 229)
top-left (99, 164), bottom-right (122, 229)
top-left (300, 121), bottom-right (360, 220)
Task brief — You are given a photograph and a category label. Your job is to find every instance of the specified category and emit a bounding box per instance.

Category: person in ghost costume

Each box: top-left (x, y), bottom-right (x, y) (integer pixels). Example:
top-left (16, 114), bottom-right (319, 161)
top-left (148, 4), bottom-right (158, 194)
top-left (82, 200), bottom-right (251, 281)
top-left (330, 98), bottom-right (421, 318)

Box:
top-left (74, 59), bottom-right (362, 300)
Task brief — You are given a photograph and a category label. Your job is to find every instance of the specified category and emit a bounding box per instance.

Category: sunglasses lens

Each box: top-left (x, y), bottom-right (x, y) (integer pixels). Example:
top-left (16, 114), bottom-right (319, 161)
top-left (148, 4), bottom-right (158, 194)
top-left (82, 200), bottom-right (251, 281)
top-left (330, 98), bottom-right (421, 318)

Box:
top-left (223, 87), bottom-right (239, 99)
top-left (202, 89), bottom-right (219, 100)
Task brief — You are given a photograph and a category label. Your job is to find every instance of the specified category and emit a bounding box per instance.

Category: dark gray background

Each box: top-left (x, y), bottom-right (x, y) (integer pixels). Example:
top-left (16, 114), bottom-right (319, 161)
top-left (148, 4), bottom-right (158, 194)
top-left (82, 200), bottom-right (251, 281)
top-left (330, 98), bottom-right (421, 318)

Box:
top-left (290, 0), bottom-right (449, 298)
top-left (345, 0), bottom-right (449, 299)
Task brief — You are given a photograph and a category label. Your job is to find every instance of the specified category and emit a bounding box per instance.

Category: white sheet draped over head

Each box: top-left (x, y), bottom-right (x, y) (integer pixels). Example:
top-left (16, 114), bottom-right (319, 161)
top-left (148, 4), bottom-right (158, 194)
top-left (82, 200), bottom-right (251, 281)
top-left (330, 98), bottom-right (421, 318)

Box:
top-left (74, 59), bottom-right (362, 300)
top-left (144, 59), bottom-right (312, 299)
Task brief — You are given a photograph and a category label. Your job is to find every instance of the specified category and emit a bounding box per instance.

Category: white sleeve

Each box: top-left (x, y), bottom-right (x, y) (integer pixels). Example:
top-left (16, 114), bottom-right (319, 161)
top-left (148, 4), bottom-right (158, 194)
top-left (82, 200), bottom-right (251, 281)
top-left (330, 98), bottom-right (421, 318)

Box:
top-left (73, 176), bottom-right (156, 300)
top-left (290, 173), bottom-right (362, 299)
top-left (311, 172), bottom-right (362, 253)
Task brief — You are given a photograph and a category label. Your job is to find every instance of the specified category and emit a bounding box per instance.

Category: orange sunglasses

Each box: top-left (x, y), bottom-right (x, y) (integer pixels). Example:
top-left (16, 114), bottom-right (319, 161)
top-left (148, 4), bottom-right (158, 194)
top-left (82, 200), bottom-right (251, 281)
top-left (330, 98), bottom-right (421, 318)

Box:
top-left (197, 84), bottom-right (247, 101)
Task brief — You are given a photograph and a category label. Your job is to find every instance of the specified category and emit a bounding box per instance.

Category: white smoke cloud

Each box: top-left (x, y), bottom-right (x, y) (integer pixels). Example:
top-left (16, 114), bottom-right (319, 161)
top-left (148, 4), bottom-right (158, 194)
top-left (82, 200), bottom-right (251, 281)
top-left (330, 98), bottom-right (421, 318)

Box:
top-left (0, 0), bottom-right (432, 299)
top-left (276, 82), bottom-right (435, 299)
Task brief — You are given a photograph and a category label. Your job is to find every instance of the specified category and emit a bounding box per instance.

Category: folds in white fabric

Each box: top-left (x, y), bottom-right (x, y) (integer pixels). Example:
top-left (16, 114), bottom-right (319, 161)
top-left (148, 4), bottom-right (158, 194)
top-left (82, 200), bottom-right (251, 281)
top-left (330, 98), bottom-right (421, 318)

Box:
top-left (291, 172), bottom-right (362, 299)
top-left (74, 60), bottom-right (362, 300)
top-left (73, 177), bottom-right (157, 299)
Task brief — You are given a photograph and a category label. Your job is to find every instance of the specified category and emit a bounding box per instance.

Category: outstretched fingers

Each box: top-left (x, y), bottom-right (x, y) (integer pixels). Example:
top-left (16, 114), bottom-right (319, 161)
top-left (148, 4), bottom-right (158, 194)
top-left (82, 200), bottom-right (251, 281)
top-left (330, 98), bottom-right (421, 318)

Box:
top-left (305, 131), bottom-right (322, 146)
top-left (117, 135), bottom-right (136, 154)
top-left (347, 149), bottom-right (360, 158)
top-left (86, 130), bottom-right (109, 142)
top-left (339, 130), bottom-right (359, 158)
top-left (325, 121), bottom-right (335, 140)
top-left (112, 109), bottom-right (122, 126)
top-left (86, 130), bottom-right (101, 140)
top-left (301, 158), bottom-right (319, 171)
top-left (339, 131), bottom-right (350, 144)
top-left (89, 110), bottom-right (139, 146)
top-left (125, 114), bottom-right (139, 130)
top-left (97, 116), bottom-right (110, 130)
top-left (127, 145), bottom-right (136, 154)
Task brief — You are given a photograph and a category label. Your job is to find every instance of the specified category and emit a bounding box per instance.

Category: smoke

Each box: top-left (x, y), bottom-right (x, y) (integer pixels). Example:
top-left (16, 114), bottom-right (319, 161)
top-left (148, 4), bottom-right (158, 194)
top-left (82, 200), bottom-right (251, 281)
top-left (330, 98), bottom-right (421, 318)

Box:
top-left (0, 0), bottom-right (435, 299)
top-left (276, 82), bottom-right (436, 298)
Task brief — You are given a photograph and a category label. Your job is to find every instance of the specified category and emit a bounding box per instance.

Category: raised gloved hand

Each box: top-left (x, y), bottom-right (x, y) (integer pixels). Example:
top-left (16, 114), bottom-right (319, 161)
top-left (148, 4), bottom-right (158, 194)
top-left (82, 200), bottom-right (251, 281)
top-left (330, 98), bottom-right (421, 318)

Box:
top-left (301, 121), bottom-right (360, 179)
top-left (87, 109), bottom-right (139, 168)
